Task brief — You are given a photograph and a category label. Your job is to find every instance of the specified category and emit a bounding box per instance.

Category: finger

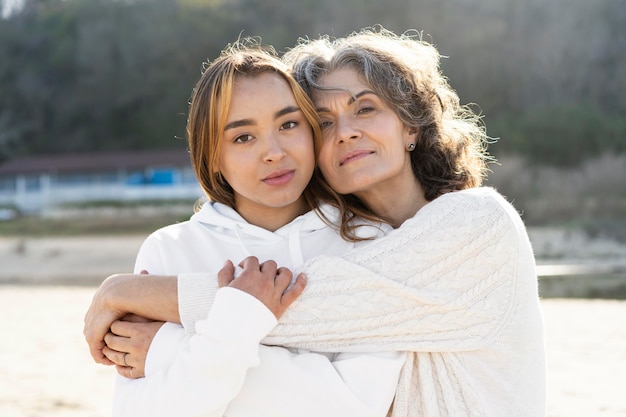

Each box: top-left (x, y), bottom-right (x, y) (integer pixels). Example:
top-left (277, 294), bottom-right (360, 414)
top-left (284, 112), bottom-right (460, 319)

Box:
top-left (89, 340), bottom-right (114, 365)
top-left (110, 320), bottom-right (134, 337)
top-left (103, 345), bottom-right (130, 367)
top-left (273, 267), bottom-right (293, 290)
top-left (281, 273), bottom-right (307, 307)
top-left (217, 260), bottom-right (236, 288)
top-left (115, 364), bottom-right (143, 379)
top-left (104, 331), bottom-right (130, 352)
top-left (260, 260), bottom-right (278, 278)
top-left (121, 313), bottom-right (153, 323)
top-left (84, 313), bottom-right (112, 365)
top-left (239, 256), bottom-right (260, 270)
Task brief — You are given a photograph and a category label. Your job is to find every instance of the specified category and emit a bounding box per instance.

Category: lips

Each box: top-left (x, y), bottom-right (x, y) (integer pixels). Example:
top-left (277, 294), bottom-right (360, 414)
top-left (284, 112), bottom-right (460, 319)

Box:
top-left (262, 169), bottom-right (295, 186)
top-left (339, 149), bottom-right (374, 166)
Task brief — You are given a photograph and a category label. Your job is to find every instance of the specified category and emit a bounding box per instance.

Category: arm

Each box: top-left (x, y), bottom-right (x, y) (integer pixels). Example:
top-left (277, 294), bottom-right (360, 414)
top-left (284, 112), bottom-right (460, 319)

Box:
top-left (270, 189), bottom-right (524, 351)
top-left (112, 287), bottom-right (276, 417)
top-left (110, 287), bottom-right (404, 417)
top-left (84, 232), bottom-right (184, 364)
top-left (179, 189), bottom-right (527, 352)
top-left (269, 189), bottom-right (527, 351)
top-left (83, 273), bottom-right (180, 364)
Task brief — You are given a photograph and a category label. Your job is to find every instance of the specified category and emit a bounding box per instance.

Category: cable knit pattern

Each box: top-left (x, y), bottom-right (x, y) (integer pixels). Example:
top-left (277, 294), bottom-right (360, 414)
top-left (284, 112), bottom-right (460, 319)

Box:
top-left (265, 188), bottom-right (516, 351)
top-left (179, 187), bottom-right (546, 416)
top-left (263, 188), bottom-right (545, 417)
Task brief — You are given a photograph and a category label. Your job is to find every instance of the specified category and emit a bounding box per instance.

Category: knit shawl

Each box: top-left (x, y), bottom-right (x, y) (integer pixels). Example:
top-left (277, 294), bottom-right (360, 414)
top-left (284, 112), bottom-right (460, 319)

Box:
top-left (186, 187), bottom-right (546, 416)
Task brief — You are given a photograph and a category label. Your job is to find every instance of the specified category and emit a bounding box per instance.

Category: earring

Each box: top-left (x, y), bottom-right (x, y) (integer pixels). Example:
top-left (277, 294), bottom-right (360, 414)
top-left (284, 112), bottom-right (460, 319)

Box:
top-left (407, 143), bottom-right (415, 151)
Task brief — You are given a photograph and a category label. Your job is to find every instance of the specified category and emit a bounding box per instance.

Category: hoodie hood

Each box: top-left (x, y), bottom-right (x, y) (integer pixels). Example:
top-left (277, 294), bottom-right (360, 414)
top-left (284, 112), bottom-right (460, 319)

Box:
top-left (189, 202), bottom-right (337, 267)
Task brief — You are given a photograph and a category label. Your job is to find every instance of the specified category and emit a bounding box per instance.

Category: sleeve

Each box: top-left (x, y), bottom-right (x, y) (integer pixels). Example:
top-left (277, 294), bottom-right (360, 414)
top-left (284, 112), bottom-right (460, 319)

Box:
top-left (113, 287), bottom-right (277, 417)
top-left (128, 235), bottom-right (404, 417)
top-left (226, 349), bottom-right (405, 417)
top-left (113, 287), bottom-right (405, 417)
top-left (178, 271), bottom-right (217, 336)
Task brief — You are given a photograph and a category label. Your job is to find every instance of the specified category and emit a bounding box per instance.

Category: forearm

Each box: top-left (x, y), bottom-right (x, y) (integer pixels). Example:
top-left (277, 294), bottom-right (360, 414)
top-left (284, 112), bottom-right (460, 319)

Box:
top-left (266, 189), bottom-right (520, 351)
top-left (124, 288), bottom-right (403, 417)
top-left (106, 273), bottom-right (181, 323)
top-left (114, 288), bottom-right (277, 417)
top-left (226, 348), bottom-right (404, 417)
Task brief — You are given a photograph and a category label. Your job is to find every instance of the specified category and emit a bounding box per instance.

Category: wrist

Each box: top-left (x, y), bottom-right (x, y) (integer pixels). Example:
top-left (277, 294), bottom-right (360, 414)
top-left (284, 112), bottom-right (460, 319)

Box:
top-left (106, 273), bottom-right (179, 322)
top-left (104, 273), bottom-right (139, 316)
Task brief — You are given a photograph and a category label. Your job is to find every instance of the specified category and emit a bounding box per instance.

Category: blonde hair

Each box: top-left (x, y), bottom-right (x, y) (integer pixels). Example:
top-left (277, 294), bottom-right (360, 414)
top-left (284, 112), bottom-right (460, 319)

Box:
top-left (187, 39), bottom-right (330, 213)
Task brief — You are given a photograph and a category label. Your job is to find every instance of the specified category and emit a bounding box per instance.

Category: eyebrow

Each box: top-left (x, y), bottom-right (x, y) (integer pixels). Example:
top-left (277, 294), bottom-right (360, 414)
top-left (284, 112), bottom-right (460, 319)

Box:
top-left (316, 89), bottom-right (376, 113)
top-left (224, 105), bottom-right (301, 131)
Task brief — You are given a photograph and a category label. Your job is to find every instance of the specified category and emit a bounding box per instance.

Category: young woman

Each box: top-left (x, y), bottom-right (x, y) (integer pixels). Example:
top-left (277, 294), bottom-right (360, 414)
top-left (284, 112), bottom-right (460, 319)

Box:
top-left (87, 42), bottom-right (404, 417)
top-left (85, 28), bottom-right (546, 417)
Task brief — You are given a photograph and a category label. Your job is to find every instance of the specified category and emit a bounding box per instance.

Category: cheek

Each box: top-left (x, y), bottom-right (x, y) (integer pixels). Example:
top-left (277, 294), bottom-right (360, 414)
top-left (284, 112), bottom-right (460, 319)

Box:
top-left (219, 153), bottom-right (246, 183)
top-left (316, 143), bottom-right (334, 178)
top-left (294, 134), bottom-right (316, 173)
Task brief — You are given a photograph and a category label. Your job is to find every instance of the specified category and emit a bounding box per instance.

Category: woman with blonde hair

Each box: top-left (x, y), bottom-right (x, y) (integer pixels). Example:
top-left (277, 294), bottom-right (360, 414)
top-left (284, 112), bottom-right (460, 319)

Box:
top-left (86, 39), bottom-right (404, 417)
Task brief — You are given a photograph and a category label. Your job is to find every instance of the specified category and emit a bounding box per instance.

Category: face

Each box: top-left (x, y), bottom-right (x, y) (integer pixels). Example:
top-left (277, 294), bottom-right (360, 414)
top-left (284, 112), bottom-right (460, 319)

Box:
top-left (219, 72), bottom-right (315, 227)
top-left (313, 67), bottom-right (417, 200)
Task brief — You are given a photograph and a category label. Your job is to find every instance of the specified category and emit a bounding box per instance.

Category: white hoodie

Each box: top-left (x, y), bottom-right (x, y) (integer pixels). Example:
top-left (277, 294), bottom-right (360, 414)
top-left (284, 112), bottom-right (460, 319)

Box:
top-left (113, 202), bottom-right (405, 417)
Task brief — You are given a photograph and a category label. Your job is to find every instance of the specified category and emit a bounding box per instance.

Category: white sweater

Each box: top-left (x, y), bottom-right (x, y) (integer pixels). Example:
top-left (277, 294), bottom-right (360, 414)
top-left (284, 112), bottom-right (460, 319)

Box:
top-left (179, 187), bottom-right (547, 417)
top-left (113, 202), bottom-right (404, 417)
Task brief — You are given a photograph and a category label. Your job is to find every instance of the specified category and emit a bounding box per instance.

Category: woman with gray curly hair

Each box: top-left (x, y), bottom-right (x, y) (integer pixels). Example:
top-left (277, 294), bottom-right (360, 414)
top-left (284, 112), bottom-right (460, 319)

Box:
top-left (283, 26), bottom-right (490, 236)
top-left (254, 27), bottom-right (547, 416)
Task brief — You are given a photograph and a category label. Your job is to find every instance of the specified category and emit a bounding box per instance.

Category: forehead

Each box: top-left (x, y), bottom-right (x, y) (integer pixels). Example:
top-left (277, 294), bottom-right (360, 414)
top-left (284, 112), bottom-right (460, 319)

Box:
top-left (231, 71), bottom-right (291, 98)
top-left (313, 67), bottom-right (371, 103)
top-left (227, 72), bottom-right (296, 115)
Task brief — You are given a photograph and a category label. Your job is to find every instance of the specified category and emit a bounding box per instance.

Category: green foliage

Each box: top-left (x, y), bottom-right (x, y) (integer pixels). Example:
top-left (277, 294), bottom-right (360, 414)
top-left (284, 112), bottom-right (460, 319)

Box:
top-left (0, 0), bottom-right (248, 159)
top-left (488, 105), bottom-right (626, 166)
top-left (0, 0), bottom-right (624, 165)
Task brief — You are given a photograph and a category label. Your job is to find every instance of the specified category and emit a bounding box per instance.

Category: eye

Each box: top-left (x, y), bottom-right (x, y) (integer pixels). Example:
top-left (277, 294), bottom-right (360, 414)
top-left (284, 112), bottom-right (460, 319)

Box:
top-left (280, 121), bottom-right (298, 130)
top-left (234, 134), bottom-right (254, 143)
top-left (320, 120), bottom-right (333, 130)
top-left (356, 106), bottom-right (375, 115)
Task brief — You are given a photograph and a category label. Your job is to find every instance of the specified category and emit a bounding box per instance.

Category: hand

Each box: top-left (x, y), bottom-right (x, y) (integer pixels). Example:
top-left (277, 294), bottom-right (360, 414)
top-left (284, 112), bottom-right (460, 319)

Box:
top-left (103, 319), bottom-right (165, 379)
top-left (217, 257), bottom-right (306, 319)
top-left (83, 270), bottom-right (150, 365)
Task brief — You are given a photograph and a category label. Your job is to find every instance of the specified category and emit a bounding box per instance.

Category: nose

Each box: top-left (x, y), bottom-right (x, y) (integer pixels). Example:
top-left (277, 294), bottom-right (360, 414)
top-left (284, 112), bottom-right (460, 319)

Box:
top-left (263, 133), bottom-right (286, 163)
top-left (335, 115), bottom-right (361, 143)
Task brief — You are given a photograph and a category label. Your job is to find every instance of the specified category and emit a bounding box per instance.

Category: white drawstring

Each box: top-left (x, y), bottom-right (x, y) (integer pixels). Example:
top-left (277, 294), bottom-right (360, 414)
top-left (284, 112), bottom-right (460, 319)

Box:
top-left (288, 217), bottom-right (304, 268)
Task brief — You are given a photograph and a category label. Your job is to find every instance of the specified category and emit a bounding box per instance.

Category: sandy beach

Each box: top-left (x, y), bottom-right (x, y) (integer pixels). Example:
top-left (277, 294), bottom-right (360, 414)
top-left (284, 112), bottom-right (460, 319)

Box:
top-left (1, 287), bottom-right (624, 417)
top-left (1, 233), bottom-right (626, 416)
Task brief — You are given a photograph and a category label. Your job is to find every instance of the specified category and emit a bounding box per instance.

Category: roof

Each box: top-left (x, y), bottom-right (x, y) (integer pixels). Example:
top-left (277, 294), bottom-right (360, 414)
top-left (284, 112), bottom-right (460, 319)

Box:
top-left (0, 148), bottom-right (192, 175)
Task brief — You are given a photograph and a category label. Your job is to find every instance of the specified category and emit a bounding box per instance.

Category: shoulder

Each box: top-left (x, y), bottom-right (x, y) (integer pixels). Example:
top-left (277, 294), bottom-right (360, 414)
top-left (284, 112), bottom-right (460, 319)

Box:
top-left (142, 219), bottom-right (194, 245)
top-left (434, 187), bottom-right (509, 209)
top-left (414, 187), bottom-right (518, 224)
top-left (390, 187), bottom-right (525, 250)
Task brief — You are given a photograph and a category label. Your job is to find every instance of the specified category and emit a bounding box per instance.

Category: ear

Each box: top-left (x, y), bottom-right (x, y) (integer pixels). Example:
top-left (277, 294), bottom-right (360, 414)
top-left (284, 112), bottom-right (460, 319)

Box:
top-left (404, 126), bottom-right (418, 146)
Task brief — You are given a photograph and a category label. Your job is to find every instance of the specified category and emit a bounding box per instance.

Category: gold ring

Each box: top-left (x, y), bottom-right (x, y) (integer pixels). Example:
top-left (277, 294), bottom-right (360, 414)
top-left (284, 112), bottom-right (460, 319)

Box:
top-left (123, 353), bottom-right (128, 367)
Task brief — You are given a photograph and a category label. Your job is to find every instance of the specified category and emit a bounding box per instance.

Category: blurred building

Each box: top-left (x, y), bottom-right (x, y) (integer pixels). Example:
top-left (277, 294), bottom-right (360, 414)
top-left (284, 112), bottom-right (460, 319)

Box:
top-left (0, 149), bottom-right (203, 216)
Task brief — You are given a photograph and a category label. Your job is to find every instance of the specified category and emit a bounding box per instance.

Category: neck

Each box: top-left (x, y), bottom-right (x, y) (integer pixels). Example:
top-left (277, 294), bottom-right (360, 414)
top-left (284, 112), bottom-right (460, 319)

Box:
top-left (236, 200), bottom-right (310, 232)
top-left (356, 180), bottom-right (428, 228)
